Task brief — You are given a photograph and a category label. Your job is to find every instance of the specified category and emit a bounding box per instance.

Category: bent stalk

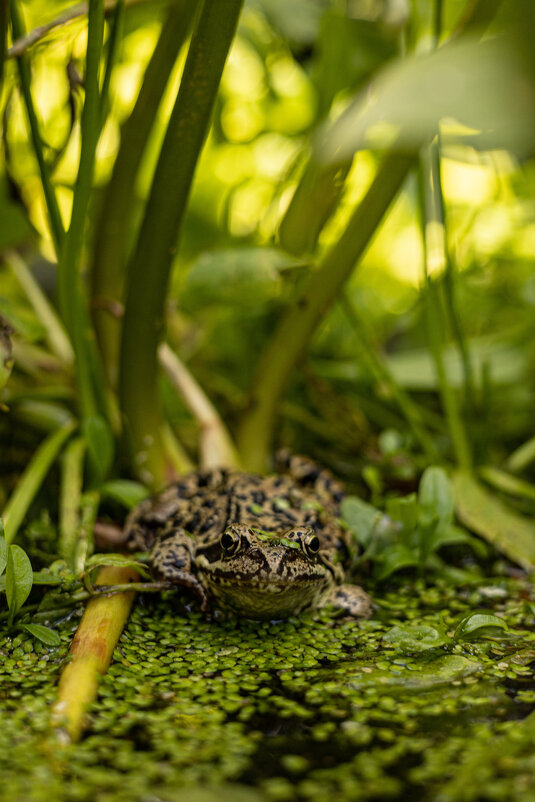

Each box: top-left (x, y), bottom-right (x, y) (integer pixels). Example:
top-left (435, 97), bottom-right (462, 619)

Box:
top-left (237, 151), bottom-right (414, 472)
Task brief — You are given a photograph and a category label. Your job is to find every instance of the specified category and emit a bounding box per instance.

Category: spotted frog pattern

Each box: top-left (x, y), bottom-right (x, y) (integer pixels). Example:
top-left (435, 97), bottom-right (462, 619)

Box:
top-left (125, 453), bottom-right (372, 620)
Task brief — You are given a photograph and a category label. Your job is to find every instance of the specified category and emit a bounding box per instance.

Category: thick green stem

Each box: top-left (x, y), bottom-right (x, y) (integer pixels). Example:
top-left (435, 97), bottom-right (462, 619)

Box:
top-left (119, 0), bottom-right (244, 487)
top-left (91, 0), bottom-right (197, 387)
top-left (10, 0), bottom-right (64, 254)
top-left (278, 154), bottom-right (352, 256)
top-left (98, 0), bottom-right (124, 131)
top-left (237, 151), bottom-right (414, 472)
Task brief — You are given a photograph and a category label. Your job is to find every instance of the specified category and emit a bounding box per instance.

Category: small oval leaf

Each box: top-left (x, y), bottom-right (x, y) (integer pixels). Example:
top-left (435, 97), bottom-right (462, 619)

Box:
top-left (100, 479), bottom-right (150, 509)
top-left (23, 623), bottom-right (61, 646)
top-left (383, 624), bottom-right (450, 652)
top-left (453, 612), bottom-right (508, 642)
top-left (419, 466), bottom-right (454, 531)
top-left (6, 544), bottom-right (33, 622)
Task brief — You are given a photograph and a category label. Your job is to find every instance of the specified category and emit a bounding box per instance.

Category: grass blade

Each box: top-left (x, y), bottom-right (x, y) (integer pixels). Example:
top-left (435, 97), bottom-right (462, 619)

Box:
top-left (10, 0), bottom-right (65, 254)
top-left (2, 420), bottom-right (76, 545)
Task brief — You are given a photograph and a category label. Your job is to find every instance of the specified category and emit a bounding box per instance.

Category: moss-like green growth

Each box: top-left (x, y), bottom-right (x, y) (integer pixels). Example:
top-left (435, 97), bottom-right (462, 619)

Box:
top-left (1, 577), bottom-right (535, 801)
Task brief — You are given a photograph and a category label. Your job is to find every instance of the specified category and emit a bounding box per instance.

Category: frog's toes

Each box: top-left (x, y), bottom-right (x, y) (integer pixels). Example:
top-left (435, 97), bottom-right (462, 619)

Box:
top-left (321, 584), bottom-right (373, 618)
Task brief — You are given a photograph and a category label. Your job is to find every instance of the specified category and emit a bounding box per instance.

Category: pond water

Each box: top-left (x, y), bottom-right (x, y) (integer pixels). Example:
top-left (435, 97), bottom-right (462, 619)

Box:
top-left (2, 577), bottom-right (535, 801)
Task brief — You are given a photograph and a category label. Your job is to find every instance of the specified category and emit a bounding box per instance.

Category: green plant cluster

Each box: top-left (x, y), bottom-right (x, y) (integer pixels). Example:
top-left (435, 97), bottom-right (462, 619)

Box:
top-left (342, 466), bottom-right (485, 579)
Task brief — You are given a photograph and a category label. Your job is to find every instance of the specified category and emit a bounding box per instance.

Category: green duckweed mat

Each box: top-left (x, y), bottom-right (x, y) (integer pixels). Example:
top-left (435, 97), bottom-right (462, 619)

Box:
top-left (2, 578), bottom-right (535, 802)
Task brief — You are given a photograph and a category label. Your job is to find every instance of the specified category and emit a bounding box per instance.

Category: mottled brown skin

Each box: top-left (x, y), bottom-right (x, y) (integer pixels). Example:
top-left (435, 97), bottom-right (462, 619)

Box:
top-left (125, 453), bottom-right (372, 620)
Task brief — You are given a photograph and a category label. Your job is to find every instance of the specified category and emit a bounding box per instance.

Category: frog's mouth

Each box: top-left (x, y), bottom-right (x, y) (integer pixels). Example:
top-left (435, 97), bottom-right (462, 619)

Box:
top-left (206, 573), bottom-right (331, 620)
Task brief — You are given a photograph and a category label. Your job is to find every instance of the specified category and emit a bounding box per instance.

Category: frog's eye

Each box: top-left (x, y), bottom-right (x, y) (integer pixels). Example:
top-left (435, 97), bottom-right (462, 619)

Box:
top-left (303, 533), bottom-right (320, 557)
top-left (220, 529), bottom-right (241, 555)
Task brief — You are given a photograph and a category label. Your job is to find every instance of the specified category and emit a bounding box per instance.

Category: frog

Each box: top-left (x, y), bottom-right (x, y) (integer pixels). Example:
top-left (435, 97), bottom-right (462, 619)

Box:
top-left (125, 452), bottom-right (372, 620)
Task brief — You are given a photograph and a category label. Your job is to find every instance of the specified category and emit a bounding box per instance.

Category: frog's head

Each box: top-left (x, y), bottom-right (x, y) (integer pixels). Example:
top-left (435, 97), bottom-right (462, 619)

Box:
top-left (195, 524), bottom-right (335, 619)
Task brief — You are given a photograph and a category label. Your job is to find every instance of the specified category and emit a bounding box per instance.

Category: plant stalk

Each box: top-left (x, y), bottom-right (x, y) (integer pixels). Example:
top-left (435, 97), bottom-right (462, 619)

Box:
top-left (159, 343), bottom-right (241, 470)
top-left (237, 151), bottom-right (414, 472)
top-left (51, 565), bottom-right (138, 743)
top-left (91, 0), bottom-right (198, 387)
top-left (10, 0), bottom-right (65, 254)
top-left (119, 0), bottom-right (244, 487)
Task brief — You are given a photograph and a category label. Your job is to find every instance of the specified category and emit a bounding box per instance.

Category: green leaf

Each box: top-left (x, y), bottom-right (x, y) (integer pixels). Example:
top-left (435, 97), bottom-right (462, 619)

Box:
top-left (341, 496), bottom-right (385, 549)
top-left (83, 415), bottom-right (114, 483)
top-left (313, 11), bottom-right (396, 118)
top-left (100, 479), bottom-right (150, 509)
top-left (83, 553), bottom-right (150, 577)
top-left (453, 470), bottom-right (535, 571)
top-left (31, 571), bottom-right (68, 586)
top-left (319, 33), bottom-right (535, 162)
top-left (22, 623), bottom-right (61, 647)
top-left (0, 531), bottom-right (6, 576)
top-left (383, 624), bottom-right (450, 652)
top-left (375, 545), bottom-right (419, 581)
top-left (6, 545), bottom-right (33, 624)
top-left (430, 525), bottom-right (488, 559)
top-left (386, 494), bottom-right (418, 535)
top-left (453, 613), bottom-right (508, 643)
top-left (419, 466), bottom-right (454, 532)
top-left (182, 247), bottom-right (304, 310)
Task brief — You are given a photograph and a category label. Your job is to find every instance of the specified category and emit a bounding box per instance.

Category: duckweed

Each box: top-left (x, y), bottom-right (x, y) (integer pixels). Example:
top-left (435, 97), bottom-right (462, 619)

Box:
top-left (1, 578), bottom-right (535, 800)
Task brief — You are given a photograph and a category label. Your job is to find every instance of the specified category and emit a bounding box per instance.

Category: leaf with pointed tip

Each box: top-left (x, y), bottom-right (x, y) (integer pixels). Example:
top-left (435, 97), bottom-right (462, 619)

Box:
top-left (23, 623), bottom-right (61, 647)
top-left (6, 545), bottom-right (33, 624)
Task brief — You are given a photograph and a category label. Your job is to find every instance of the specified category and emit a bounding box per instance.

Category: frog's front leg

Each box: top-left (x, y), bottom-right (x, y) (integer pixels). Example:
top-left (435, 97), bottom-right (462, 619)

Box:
top-left (320, 584), bottom-right (373, 618)
top-left (152, 528), bottom-right (210, 613)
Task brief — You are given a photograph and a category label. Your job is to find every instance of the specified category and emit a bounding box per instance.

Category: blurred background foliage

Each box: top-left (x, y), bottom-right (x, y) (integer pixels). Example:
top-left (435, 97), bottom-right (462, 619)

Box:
top-left (1, 0), bottom-right (535, 524)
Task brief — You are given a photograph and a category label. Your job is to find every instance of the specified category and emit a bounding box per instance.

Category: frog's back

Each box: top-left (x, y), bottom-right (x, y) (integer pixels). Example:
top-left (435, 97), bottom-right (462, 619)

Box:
top-left (126, 461), bottom-right (348, 555)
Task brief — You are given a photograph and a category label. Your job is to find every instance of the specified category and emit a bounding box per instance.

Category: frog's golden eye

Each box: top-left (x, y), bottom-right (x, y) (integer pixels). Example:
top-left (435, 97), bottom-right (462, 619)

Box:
top-left (303, 533), bottom-right (320, 557)
top-left (220, 529), bottom-right (241, 555)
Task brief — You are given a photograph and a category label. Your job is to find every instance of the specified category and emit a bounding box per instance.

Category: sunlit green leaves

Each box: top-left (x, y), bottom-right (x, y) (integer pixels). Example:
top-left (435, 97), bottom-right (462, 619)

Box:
top-left (319, 34), bottom-right (535, 163)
